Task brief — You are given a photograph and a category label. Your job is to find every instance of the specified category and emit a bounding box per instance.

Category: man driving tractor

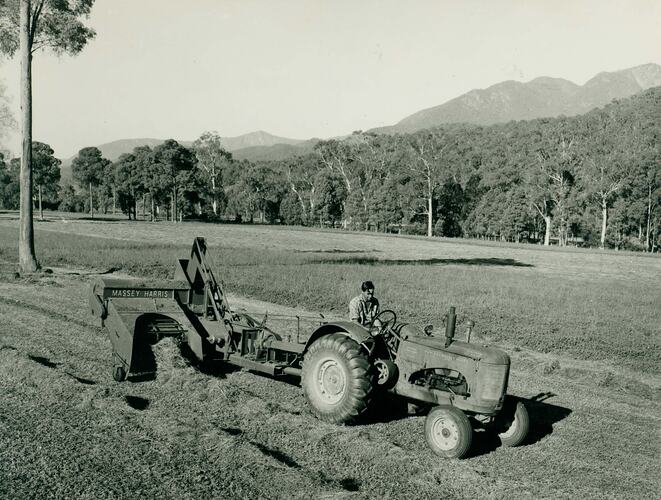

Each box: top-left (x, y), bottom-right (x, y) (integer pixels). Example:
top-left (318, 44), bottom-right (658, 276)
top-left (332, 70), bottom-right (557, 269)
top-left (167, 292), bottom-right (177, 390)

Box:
top-left (349, 280), bottom-right (380, 326)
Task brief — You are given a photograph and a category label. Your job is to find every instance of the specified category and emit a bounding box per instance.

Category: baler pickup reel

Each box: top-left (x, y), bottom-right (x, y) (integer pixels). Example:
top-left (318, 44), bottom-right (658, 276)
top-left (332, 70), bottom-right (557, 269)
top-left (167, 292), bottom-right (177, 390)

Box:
top-left (90, 237), bottom-right (238, 381)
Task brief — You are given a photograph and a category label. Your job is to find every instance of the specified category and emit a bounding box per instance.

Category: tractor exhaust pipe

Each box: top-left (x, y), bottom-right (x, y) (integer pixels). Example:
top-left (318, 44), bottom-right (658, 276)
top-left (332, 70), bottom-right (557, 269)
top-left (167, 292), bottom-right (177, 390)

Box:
top-left (445, 306), bottom-right (456, 347)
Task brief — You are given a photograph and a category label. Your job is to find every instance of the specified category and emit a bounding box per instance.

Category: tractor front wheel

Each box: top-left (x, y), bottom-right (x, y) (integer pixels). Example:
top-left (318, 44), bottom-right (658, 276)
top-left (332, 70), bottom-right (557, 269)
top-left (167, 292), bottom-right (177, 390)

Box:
top-left (497, 397), bottom-right (529, 447)
top-left (302, 333), bottom-right (372, 424)
top-left (424, 405), bottom-right (473, 459)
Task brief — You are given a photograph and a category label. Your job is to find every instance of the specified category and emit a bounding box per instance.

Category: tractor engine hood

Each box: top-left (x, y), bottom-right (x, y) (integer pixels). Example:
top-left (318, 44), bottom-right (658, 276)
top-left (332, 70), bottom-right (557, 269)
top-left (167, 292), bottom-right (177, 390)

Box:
top-left (398, 325), bottom-right (510, 365)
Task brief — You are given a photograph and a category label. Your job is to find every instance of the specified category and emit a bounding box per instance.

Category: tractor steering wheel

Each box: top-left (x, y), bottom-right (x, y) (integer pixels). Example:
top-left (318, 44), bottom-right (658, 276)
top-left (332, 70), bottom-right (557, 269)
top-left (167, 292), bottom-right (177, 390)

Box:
top-left (369, 309), bottom-right (397, 336)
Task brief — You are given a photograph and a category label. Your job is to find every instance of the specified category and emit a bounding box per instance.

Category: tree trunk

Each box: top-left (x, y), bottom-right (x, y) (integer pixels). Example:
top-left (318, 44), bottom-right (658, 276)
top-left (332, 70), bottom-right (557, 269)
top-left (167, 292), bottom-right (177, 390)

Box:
top-left (112, 188), bottom-right (116, 215)
top-left (427, 195), bottom-right (433, 238)
top-left (646, 184), bottom-right (652, 251)
top-left (600, 200), bottom-right (608, 249)
top-left (211, 177), bottom-right (217, 215)
top-left (18, 0), bottom-right (39, 273)
top-left (171, 188), bottom-right (177, 223)
top-left (543, 215), bottom-right (551, 246)
top-left (142, 193), bottom-right (146, 220)
top-left (38, 184), bottom-right (43, 221)
top-left (150, 193), bottom-right (155, 222)
top-left (89, 182), bottom-right (94, 218)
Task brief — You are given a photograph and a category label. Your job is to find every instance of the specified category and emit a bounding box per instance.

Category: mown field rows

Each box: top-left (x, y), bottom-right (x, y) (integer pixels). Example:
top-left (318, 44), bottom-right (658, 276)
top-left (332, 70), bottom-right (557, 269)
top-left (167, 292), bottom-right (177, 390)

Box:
top-left (0, 215), bottom-right (659, 498)
top-left (0, 217), bottom-right (659, 374)
top-left (0, 271), bottom-right (659, 499)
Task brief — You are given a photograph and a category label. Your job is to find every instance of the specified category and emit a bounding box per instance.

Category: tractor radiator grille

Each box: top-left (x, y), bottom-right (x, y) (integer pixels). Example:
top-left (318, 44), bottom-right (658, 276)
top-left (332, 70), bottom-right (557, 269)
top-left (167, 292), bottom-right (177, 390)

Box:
top-left (479, 363), bottom-right (509, 401)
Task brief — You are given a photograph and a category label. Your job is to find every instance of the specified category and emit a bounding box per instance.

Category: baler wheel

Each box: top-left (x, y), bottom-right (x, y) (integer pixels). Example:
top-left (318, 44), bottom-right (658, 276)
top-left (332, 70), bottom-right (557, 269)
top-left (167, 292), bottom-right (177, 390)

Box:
top-left (424, 405), bottom-right (473, 459)
top-left (112, 365), bottom-right (127, 382)
top-left (302, 333), bottom-right (372, 424)
top-left (497, 397), bottom-right (529, 447)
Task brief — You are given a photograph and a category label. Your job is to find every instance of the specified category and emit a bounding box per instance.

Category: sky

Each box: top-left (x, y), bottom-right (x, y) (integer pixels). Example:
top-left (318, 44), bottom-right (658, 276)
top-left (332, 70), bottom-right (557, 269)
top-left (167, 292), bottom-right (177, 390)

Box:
top-left (0, 0), bottom-right (660, 158)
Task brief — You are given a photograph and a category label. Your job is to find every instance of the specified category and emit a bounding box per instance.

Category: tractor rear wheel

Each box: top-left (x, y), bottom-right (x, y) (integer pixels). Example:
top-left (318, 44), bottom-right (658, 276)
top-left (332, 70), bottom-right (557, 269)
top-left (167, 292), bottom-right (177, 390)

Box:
top-left (497, 397), bottom-right (529, 447)
top-left (424, 405), bottom-right (473, 459)
top-left (302, 333), bottom-right (372, 424)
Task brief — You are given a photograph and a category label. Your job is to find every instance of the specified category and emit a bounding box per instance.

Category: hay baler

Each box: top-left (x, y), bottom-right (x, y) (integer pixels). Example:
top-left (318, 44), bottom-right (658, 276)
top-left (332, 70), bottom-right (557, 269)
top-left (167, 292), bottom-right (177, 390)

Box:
top-left (89, 237), bottom-right (529, 458)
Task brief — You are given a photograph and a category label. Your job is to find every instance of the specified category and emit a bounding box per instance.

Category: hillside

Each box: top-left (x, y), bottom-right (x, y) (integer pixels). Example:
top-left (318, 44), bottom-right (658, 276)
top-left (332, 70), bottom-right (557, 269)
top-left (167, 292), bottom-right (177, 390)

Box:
top-left (60, 131), bottom-right (306, 180)
top-left (232, 140), bottom-right (318, 162)
top-left (58, 63), bottom-right (661, 170)
top-left (372, 63), bottom-right (661, 134)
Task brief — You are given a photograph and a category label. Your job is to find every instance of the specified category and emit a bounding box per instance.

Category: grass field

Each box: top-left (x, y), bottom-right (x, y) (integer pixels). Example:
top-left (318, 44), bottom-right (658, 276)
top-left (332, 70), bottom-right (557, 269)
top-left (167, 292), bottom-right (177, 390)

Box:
top-left (0, 213), bottom-right (659, 499)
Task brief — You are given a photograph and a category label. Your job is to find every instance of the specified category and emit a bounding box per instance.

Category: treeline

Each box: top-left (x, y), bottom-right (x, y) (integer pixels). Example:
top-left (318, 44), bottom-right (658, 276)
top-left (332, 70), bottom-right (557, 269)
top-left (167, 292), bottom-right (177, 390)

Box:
top-left (1, 88), bottom-right (659, 251)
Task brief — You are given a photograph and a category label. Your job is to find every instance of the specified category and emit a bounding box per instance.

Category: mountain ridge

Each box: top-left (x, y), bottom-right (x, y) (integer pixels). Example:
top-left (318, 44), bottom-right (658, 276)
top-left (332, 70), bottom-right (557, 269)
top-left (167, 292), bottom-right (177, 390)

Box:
top-left (371, 63), bottom-right (661, 134)
top-left (60, 63), bottom-right (660, 170)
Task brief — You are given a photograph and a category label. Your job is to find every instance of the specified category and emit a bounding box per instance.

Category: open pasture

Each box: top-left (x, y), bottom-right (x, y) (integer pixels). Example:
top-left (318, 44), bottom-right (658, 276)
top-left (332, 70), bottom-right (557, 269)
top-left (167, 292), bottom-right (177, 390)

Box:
top-left (0, 216), bottom-right (659, 373)
top-left (0, 215), bottom-right (660, 499)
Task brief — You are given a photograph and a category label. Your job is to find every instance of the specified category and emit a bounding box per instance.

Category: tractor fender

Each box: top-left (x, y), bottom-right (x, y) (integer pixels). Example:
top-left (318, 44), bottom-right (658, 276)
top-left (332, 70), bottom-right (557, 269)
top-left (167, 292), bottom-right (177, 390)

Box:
top-left (304, 321), bottom-right (374, 354)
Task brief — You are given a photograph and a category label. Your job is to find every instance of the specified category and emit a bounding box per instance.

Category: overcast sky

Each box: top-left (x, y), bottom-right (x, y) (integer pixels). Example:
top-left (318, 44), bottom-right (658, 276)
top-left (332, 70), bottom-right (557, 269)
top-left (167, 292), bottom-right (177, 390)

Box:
top-left (0, 0), bottom-right (660, 158)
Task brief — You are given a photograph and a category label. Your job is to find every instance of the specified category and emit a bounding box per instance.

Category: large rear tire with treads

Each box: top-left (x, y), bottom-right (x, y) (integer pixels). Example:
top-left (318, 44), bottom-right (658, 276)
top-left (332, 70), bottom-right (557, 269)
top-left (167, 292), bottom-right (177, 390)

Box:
top-left (302, 333), bottom-right (373, 424)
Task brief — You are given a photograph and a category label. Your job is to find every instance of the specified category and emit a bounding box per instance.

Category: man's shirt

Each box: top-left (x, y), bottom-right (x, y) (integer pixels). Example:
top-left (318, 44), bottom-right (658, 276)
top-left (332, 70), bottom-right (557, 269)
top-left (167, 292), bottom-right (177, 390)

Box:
top-left (349, 295), bottom-right (380, 326)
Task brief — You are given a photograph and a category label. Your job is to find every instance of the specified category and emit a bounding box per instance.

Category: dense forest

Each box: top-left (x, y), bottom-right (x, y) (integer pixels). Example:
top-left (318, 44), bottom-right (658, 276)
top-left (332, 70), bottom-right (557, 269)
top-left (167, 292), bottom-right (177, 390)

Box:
top-left (1, 87), bottom-right (659, 251)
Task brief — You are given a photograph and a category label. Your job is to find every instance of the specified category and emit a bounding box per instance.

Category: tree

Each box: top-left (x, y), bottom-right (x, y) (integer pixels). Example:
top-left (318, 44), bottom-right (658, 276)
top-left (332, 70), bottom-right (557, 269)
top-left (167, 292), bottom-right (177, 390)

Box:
top-left (283, 154), bottom-right (322, 225)
top-left (0, 153), bottom-right (16, 208)
top-left (577, 110), bottom-right (631, 249)
top-left (224, 161), bottom-right (286, 223)
top-left (113, 153), bottom-right (143, 219)
top-left (0, 0), bottom-right (96, 272)
top-left (152, 139), bottom-right (196, 222)
top-left (399, 129), bottom-right (461, 238)
top-left (314, 139), bottom-right (357, 226)
top-left (0, 81), bottom-right (15, 156)
top-left (71, 146), bottom-right (109, 217)
top-left (31, 141), bottom-right (60, 219)
top-left (313, 170), bottom-right (346, 228)
top-left (348, 133), bottom-right (396, 230)
top-left (192, 131), bottom-right (232, 216)
top-left (57, 182), bottom-right (84, 212)
top-left (0, 157), bottom-right (21, 209)
top-left (521, 120), bottom-right (579, 246)
top-left (132, 146), bottom-right (157, 220)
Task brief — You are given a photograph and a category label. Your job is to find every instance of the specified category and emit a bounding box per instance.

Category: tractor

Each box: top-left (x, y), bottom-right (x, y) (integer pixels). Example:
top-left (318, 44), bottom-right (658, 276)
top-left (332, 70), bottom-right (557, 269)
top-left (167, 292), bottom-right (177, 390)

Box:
top-left (89, 237), bottom-right (529, 459)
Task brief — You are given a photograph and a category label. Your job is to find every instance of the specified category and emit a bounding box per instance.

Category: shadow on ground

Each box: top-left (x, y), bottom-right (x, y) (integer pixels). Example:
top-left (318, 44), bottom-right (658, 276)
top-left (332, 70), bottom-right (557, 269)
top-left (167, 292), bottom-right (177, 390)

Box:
top-left (295, 249), bottom-right (379, 254)
top-left (26, 354), bottom-right (97, 385)
top-left (218, 426), bottom-right (362, 492)
top-left (467, 392), bottom-right (572, 458)
top-left (74, 217), bottom-right (126, 222)
top-left (309, 256), bottom-right (534, 267)
top-left (521, 392), bottom-right (572, 446)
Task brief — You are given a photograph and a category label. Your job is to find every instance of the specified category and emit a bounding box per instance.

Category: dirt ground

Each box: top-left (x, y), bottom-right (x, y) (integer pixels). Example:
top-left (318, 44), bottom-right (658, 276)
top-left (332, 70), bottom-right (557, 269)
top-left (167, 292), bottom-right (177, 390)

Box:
top-left (0, 267), bottom-right (659, 499)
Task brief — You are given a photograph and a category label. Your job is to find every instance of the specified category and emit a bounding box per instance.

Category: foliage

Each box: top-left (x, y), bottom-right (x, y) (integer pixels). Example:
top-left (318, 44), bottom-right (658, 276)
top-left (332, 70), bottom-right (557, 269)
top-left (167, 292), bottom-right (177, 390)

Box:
top-left (31, 141), bottom-right (60, 196)
top-left (192, 131), bottom-right (232, 216)
top-left (0, 0), bottom-right (96, 57)
top-left (56, 182), bottom-right (84, 212)
top-left (71, 146), bottom-right (107, 187)
top-left (0, 81), bottom-right (15, 154)
top-left (0, 153), bottom-right (19, 208)
top-left (151, 139), bottom-right (197, 221)
top-left (112, 153), bottom-right (143, 219)
top-left (45, 87), bottom-right (660, 251)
